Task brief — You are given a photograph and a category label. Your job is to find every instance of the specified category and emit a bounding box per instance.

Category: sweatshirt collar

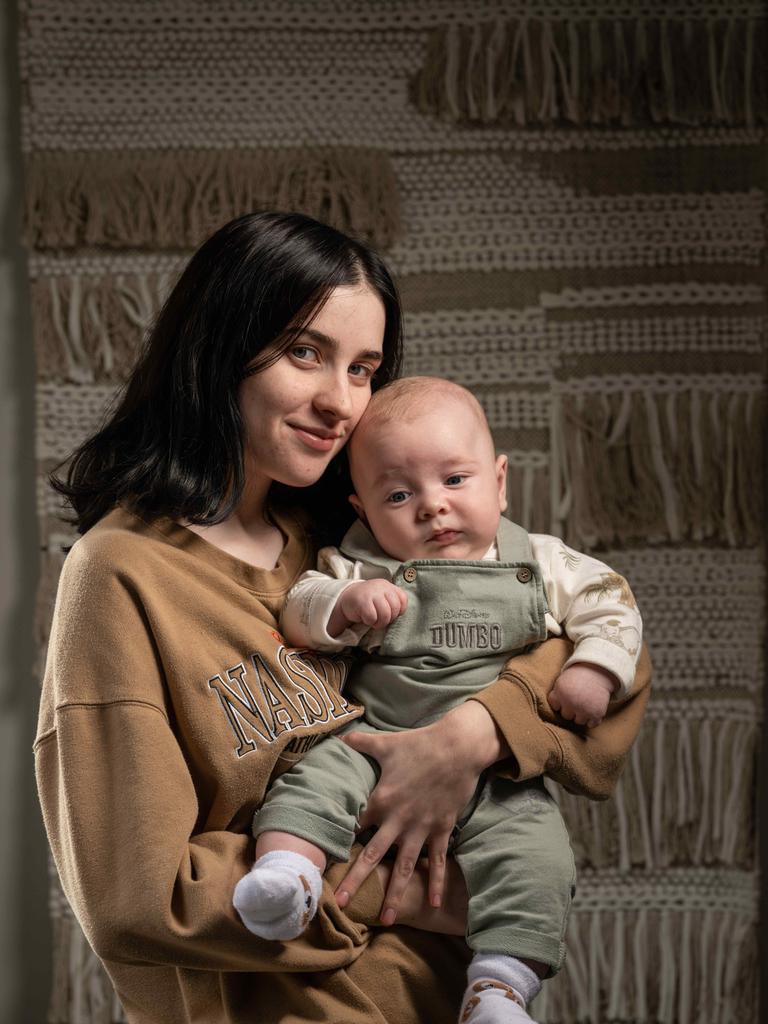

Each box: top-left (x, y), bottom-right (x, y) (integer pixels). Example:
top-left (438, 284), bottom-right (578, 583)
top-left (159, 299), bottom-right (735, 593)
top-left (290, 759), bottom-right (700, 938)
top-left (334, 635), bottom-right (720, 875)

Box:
top-left (117, 506), bottom-right (309, 595)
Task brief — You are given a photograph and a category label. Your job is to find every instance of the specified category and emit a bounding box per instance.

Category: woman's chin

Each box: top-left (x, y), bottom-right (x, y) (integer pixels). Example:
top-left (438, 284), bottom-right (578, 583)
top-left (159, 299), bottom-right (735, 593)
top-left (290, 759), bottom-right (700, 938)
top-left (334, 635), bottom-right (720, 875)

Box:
top-left (272, 459), bottom-right (333, 490)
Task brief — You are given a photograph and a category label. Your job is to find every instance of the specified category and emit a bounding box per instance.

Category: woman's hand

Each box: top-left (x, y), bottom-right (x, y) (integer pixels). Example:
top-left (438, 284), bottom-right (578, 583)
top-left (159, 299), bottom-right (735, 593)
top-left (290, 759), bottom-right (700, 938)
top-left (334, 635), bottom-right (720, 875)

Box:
top-left (375, 857), bottom-right (468, 935)
top-left (334, 700), bottom-right (509, 925)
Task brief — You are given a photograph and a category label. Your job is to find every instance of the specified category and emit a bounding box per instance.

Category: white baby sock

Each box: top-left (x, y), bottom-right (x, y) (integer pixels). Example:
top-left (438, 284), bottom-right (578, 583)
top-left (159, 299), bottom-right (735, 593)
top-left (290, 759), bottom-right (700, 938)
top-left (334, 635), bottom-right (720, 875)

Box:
top-left (233, 850), bottom-right (323, 941)
top-left (458, 954), bottom-right (542, 1024)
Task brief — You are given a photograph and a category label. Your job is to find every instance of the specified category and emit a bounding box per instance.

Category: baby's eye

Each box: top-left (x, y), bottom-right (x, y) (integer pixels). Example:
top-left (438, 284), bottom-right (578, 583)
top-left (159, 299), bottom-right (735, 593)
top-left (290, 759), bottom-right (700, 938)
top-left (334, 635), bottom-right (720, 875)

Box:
top-left (445, 474), bottom-right (467, 486)
top-left (386, 490), bottom-right (411, 505)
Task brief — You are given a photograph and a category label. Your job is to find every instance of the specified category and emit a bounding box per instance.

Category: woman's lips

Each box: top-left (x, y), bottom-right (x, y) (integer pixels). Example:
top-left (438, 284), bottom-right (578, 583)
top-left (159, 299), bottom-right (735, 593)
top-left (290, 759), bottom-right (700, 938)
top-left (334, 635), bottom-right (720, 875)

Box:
top-left (290, 425), bottom-right (341, 452)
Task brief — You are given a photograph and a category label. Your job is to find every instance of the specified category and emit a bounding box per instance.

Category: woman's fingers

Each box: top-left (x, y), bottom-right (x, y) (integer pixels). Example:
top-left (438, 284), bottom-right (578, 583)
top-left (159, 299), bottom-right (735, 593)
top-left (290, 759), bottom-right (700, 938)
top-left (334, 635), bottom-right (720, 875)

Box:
top-left (334, 822), bottom-right (399, 909)
top-left (337, 722), bottom-right (483, 919)
top-left (379, 838), bottom-right (425, 925)
top-left (427, 833), bottom-right (451, 908)
top-left (340, 729), bottom-right (382, 758)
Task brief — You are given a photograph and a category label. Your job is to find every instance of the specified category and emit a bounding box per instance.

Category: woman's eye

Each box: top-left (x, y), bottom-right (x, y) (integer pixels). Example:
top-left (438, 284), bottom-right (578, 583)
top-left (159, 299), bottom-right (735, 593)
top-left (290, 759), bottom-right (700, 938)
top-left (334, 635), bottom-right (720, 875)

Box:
top-left (291, 345), bottom-right (319, 363)
top-left (386, 491), bottom-right (410, 504)
top-left (446, 474), bottom-right (466, 486)
top-left (349, 362), bottom-right (374, 380)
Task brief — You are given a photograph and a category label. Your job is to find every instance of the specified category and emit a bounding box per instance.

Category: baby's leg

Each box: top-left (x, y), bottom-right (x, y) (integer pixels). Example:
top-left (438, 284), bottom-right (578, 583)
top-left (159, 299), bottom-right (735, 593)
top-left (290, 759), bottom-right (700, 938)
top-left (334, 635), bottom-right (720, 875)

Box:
top-left (453, 776), bottom-right (576, 1023)
top-left (233, 830), bottom-right (327, 941)
top-left (256, 829), bottom-right (327, 866)
top-left (234, 727), bottom-right (380, 941)
top-left (459, 956), bottom-right (545, 1024)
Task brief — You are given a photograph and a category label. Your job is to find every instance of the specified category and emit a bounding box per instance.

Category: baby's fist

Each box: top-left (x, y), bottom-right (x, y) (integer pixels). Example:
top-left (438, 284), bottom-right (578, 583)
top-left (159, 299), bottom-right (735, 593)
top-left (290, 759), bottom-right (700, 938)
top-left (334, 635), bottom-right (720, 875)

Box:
top-left (548, 663), bottom-right (617, 729)
top-left (337, 579), bottom-right (408, 630)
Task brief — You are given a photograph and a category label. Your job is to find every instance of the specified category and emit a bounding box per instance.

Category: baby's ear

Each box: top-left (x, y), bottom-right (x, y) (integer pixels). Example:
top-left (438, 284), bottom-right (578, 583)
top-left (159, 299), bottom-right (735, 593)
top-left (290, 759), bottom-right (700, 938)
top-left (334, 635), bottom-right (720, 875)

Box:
top-left (495, 454), bottom-right (509, 513)
top-left (348, 494), bottom-right (368, 526)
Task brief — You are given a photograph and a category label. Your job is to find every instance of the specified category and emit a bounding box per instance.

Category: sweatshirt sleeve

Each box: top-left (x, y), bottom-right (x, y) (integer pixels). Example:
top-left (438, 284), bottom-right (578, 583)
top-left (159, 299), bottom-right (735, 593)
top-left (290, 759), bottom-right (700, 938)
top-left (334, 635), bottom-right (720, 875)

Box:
top-left (280, 546), bottom-right (389, 651)
top-left (34, 546), bottom-right (379, 974)
top-left (530, 534), bottom-right (643, 698)
top-left (35, 706), bottom-right (380, 972)
top-left (468, 637), bottom-right (652, 800)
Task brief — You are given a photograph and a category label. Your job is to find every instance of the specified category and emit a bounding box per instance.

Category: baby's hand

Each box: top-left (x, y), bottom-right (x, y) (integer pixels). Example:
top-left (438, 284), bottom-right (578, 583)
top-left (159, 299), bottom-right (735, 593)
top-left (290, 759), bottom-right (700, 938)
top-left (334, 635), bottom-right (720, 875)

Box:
top-left (330, 580), bottom-right (408, 635)
top-left (548, 662), bottom-right (618, 729)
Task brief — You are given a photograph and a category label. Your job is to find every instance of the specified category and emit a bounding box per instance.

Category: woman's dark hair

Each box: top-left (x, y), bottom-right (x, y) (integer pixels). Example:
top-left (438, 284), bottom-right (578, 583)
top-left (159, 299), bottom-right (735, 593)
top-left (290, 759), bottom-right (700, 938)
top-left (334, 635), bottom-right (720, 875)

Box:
top-left (51, 211), bottom-right (403, 537)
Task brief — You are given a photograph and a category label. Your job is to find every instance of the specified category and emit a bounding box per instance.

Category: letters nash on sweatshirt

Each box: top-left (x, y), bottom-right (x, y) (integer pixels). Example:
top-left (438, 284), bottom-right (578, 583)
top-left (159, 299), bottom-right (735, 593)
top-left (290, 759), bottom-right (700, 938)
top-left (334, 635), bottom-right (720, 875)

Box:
top-left (208, 644), bottom-right (357, 758)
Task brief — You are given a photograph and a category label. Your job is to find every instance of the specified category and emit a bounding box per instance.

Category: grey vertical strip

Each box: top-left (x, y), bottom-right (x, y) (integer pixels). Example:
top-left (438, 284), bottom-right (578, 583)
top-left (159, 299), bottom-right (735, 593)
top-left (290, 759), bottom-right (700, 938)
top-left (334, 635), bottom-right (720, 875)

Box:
top-left (0, 0), bottom-right (52, 1020)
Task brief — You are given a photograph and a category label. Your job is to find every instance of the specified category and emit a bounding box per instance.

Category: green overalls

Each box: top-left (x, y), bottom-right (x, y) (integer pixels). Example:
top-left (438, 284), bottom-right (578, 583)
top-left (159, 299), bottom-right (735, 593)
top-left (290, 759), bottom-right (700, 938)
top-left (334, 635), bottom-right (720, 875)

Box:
top-left (255, 518), bottom-right (576, 969)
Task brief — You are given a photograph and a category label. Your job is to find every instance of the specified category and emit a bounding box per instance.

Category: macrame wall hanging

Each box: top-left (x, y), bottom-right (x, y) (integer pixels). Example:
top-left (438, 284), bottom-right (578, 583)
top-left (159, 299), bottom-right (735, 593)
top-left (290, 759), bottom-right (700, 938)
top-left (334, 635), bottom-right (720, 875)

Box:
top-left (20, 1), bottom-right (766, 1021)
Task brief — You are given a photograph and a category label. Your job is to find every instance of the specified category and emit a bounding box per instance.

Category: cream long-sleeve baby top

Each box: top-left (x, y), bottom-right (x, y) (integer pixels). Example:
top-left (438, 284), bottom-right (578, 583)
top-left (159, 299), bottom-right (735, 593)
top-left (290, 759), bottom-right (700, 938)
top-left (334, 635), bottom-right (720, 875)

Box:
top-left (281, 522), bottom-right (642, 700)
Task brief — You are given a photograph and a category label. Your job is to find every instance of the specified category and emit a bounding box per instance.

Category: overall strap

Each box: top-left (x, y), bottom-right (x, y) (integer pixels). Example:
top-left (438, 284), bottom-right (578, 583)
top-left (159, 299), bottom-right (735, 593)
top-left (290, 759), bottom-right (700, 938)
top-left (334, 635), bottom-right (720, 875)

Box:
top-left (339, 520), bottom-right (404, 575)
top-left (495, 516), bottom-right (535, 562)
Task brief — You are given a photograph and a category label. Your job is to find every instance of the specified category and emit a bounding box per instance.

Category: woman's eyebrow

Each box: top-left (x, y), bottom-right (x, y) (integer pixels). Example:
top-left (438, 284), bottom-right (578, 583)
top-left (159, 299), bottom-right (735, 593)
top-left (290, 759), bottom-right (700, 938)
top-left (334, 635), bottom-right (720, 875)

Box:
top-left (299, 327), bottom-right (382, 362)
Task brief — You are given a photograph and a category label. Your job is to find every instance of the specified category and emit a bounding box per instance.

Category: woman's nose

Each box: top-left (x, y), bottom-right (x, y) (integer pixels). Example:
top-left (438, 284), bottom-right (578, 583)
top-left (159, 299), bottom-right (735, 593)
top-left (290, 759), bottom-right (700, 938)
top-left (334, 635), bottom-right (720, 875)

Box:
top-left (314, 372), bottom-right (353, 420)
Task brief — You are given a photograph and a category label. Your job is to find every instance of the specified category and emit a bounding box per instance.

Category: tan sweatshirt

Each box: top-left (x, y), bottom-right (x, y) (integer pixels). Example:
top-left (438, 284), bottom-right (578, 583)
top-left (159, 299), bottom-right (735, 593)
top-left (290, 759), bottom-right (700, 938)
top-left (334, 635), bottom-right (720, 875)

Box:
top-left (34, 506), bottom-right (650, 1023)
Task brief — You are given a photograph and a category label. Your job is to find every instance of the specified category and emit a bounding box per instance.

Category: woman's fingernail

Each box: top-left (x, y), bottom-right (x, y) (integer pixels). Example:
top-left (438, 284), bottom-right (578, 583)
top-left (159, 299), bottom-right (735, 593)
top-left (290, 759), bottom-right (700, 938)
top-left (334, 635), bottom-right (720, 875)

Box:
top-left (431, 893), bottom-right (442, 908)
top-left (381, 908), bottom-right (396, 925)
top-left (336, 890), bottom-right (349, 907)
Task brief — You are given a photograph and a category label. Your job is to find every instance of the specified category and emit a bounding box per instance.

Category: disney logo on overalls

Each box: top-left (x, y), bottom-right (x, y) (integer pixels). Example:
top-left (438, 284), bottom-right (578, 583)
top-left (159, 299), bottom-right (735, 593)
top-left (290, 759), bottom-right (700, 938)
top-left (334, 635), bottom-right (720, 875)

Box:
top-left (429, 620), bottom-right (503, 651)
top-left (443, 607), bottom-right (490, 620)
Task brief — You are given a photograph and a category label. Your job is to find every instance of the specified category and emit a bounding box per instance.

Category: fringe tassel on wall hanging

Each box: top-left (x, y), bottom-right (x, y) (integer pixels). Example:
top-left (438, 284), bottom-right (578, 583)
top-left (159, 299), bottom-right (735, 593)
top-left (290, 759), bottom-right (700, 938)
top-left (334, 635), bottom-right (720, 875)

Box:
top-left (534, 903), bottom-right (757, 1023)
top-left (31, 273), bottom-right (177, 384)
top-left (551, 383), bottom-right (764, 548)
top-left (504, 451), bottom-right (551, 535)
top-left (412, 16), bottom-right (768, 127)
top-left (552, 710), bottom-right (757, 873)
top-left (24, 148), bottom-right (401, 251)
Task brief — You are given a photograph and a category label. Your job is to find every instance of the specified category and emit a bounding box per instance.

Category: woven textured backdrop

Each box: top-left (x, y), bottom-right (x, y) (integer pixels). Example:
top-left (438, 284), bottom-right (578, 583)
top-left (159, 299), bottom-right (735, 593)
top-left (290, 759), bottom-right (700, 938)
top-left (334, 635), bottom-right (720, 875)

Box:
top-left (20, 1), bottom-right (766, 1021)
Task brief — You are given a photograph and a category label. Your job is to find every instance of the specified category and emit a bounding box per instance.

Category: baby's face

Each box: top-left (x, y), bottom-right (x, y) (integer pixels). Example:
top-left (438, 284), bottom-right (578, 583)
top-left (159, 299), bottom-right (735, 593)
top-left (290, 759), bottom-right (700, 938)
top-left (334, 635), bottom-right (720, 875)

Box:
top-left (348, 399), bottom-right (507, 562)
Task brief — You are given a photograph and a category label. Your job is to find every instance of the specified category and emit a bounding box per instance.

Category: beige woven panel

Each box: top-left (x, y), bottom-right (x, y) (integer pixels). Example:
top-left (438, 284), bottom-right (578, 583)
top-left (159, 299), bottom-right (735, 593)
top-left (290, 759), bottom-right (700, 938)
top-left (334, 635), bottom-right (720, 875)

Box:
top-left (21, 1), bottom-right (766, 1021)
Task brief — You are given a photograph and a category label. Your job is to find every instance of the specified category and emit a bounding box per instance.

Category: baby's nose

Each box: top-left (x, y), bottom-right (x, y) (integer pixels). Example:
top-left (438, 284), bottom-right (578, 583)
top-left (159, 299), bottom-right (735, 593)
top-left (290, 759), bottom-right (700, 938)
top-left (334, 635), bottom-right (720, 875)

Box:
top-left (418, 494), bottom-right (447, 518)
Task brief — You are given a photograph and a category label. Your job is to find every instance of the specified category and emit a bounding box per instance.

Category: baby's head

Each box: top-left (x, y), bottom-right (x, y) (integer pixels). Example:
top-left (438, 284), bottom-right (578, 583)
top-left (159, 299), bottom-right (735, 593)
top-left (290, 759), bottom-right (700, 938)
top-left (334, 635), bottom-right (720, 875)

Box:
top-left (347, 377), bottom-right (508, 561)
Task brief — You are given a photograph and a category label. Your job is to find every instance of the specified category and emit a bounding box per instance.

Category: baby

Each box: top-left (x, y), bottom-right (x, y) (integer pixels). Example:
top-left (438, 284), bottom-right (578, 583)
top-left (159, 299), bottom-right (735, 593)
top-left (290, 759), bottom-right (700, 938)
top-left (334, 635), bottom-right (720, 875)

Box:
top-left (234, 377), bottom-right (642, 1024)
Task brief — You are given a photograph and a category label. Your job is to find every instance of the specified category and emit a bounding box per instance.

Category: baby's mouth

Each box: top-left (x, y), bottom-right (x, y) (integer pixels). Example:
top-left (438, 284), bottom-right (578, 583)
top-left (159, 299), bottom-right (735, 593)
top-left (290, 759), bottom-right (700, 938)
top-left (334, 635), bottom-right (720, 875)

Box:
top-left (429, 529), bottom-right (460, 545)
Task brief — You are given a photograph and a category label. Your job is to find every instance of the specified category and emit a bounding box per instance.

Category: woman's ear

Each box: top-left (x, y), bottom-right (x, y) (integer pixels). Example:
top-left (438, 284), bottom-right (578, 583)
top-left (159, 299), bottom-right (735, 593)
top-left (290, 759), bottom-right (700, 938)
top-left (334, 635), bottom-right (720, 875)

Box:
top-left (349, 494), bottom-right (369, 526)
top-left (495, 454), bottom-right (509, 513)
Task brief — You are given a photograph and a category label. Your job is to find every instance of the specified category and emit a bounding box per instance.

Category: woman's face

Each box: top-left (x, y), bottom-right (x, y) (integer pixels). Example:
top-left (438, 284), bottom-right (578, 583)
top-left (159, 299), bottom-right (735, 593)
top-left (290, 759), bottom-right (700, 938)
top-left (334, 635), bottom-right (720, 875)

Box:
top-left (239, 282), bottom-right (387, 491)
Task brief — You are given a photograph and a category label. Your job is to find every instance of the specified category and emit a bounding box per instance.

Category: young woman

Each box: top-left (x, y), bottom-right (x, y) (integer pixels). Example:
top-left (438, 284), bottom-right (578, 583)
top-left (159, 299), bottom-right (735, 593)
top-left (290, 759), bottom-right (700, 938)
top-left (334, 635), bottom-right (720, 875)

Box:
top-left (35, 212), bottom-right (649, 1024)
